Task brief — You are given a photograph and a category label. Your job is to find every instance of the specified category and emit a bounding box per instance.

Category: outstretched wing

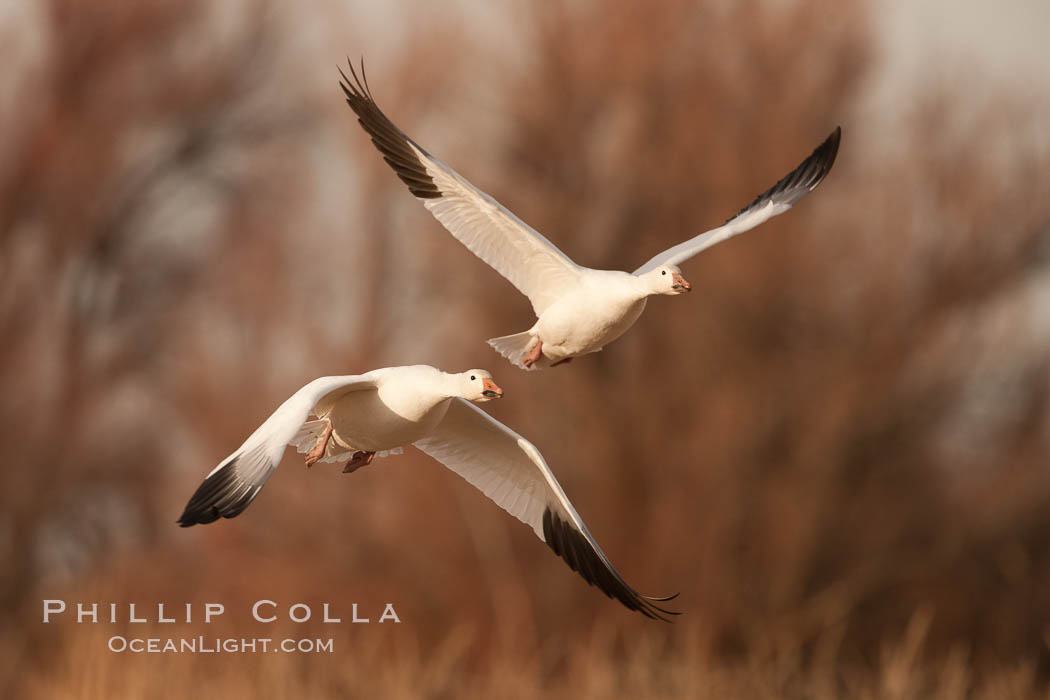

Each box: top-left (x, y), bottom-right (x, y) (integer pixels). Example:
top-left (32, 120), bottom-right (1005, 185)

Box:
top-left (339, 61), bottom-right (583, 316)
top-left (177, 373), bottom-right (381, 526)
top-left (633, 127), bottom-right (840, 275)
top-left (414, 398), bottom-right (679, 620)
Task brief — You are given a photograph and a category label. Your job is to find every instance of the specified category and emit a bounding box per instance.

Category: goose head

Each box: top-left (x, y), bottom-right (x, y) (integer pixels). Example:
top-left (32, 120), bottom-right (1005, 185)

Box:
top-left (456, 369), bottom-right (504, 402)
top-left (642, 264), bottom-right (692, 296)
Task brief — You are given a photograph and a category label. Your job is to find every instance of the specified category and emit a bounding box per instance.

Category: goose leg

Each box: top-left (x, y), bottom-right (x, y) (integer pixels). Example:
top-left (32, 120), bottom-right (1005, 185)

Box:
top-left (343, 450), bottom-right (376, 474)
top-left (522, 341), bottom-right (544, 368)
top-left (305, 423), bottom-right (334, 467)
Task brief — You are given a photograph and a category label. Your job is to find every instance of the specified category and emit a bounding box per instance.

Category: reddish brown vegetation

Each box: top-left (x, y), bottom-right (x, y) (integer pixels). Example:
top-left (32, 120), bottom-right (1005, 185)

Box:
top-left (2, 0), bottom-right (1049, 697)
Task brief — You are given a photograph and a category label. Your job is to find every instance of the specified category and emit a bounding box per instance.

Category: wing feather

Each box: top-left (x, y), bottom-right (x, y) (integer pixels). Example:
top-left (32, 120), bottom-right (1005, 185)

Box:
top-left (177, 373), bottom-right (381, 526)
top-left (633, 127), bottom-right (841, 275)
top-left (339, 61), bottom-right (583, 316)
top-left (415, 398), bottom-right (678, 620)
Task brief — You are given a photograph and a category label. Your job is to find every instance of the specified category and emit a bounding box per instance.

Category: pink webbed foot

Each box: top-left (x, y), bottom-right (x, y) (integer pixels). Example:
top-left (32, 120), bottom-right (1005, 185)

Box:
top-left (305, 423), bottom-right (334, 467)
top-left (342, 450), bottom-right (376, 474)
top-left (522, 341), bottom-right (544, 368)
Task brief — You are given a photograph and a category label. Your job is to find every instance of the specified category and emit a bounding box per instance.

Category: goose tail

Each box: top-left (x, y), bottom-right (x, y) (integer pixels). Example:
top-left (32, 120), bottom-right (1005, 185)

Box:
top-left (487, 331), bottom-right (540, 371)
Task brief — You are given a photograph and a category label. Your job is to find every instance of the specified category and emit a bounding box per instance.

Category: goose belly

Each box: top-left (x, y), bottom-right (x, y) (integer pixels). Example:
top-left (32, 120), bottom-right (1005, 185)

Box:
top-left (324, 391), bottom-right (449, 452)
top-left (537, 294), bottom-right (647, 356)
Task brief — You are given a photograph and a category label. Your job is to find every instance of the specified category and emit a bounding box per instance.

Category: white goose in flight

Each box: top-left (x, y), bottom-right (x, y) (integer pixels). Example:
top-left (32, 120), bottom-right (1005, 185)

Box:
top-left (178, 365), bottom-right (677, 620)
top-left (339, 62), bottom-right (840, 369)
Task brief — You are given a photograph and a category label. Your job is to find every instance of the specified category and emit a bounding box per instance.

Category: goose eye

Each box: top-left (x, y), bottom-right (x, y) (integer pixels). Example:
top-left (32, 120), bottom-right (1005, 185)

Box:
top-left (661, 270), bottom-right (666, 275)
top-left (470, 375), bottom-right (476, 381)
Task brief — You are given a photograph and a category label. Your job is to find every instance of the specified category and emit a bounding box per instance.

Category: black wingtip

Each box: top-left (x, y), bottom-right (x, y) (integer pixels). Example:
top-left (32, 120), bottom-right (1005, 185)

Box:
top-left (177, 457), bottom-right (260, 528)
top-left (725, 125), bottom-right (842, 225)
top-left (820, 125), bottom-right (842, 171)
top-left (337, 57), bottom-right (442, 200)
top-left (542, 507), bottom-right (681, 622)
top-left (644, 591), bottom-right (681, 603)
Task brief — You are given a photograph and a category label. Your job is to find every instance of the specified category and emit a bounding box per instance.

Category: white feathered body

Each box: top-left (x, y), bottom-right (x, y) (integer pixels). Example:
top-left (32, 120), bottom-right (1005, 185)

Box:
top-left (526, 271), bottom-right (649, 365)
top-left (314, 366), bottom-right (452, 452)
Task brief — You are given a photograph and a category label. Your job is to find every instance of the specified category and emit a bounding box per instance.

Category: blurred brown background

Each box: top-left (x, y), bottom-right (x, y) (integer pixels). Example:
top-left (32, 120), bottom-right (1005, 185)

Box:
top-left (3, 0), bottom-right (1050, 697)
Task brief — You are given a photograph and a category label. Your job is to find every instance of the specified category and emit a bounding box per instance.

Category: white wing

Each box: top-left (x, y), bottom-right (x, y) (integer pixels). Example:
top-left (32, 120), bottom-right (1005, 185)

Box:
top-left (177, 372), bottom-right (382, 526)
top-left (340, 63), bottom-right (583, 316)
top-left (414, 398), bottom-right (678, 620)
top-left (633, 127), bottom-right (841, 275)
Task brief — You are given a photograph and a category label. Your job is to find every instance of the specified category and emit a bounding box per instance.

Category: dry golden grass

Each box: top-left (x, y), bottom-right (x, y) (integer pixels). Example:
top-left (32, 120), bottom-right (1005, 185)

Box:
top-left (15, 612), bottom-right (1050, 699)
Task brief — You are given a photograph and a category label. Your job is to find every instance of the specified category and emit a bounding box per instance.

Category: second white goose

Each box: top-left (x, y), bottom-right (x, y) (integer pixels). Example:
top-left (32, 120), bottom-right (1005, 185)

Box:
top-left (178, 364), bottom-right (677, 620)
